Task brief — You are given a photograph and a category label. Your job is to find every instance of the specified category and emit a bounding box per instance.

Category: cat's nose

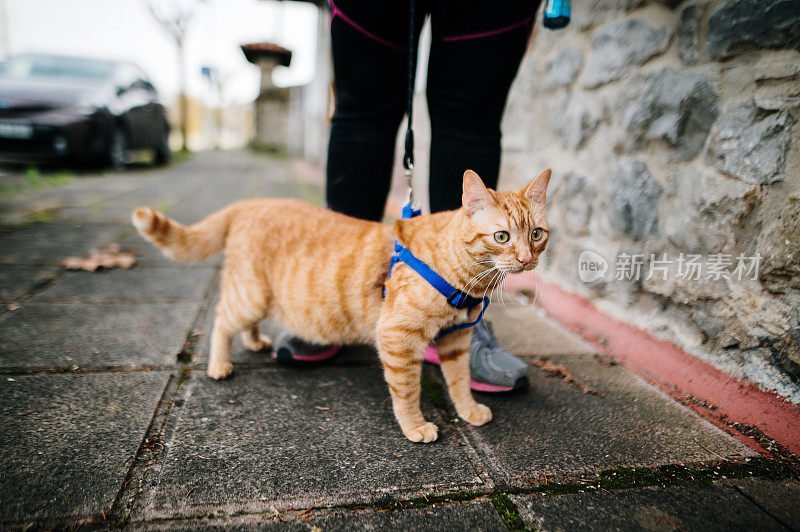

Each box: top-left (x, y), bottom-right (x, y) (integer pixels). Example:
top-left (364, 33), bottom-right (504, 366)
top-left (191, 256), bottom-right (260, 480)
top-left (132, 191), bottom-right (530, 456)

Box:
top-left (518, 256), bottom-right (532, 266)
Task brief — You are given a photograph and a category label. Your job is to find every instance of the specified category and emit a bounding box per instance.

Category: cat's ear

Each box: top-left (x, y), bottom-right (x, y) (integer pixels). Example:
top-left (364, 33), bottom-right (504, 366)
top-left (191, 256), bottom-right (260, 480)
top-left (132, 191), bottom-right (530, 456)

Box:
top-left (462, 170), bottom-right (495, 215)
top-left (523, 169), bottom-right (551, 207)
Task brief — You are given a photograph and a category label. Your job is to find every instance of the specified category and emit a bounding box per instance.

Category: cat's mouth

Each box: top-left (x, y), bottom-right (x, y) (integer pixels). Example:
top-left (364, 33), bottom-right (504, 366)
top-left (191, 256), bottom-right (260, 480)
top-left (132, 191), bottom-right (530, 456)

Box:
top-left (502, 261), bottom-right (537, 274)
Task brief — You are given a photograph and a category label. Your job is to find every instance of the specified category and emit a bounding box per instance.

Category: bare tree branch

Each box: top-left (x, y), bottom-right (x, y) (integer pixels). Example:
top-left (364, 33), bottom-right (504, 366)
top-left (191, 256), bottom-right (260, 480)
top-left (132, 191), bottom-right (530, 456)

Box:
top-left (143, 0), bottom-right (206, 151)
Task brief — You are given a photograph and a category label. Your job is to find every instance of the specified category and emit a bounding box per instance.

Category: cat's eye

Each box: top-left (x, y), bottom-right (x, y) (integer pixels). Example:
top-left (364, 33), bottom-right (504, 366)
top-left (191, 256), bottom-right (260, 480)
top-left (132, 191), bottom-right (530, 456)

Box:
top-left (531, 227), bottom-right (545, 241)
top-left (494, 231), bottom-right (510, 244)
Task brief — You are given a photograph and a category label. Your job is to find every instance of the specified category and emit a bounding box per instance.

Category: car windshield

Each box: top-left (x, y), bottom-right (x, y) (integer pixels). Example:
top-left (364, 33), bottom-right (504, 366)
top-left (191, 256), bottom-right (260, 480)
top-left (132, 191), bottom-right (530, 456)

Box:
top-left (0, 55), bottom-right (116, 83)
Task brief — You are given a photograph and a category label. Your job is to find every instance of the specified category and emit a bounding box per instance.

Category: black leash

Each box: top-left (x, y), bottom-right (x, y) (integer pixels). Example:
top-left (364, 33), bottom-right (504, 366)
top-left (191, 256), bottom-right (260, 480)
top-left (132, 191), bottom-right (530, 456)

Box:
top-left (403, 0), bottom-right (416, 173)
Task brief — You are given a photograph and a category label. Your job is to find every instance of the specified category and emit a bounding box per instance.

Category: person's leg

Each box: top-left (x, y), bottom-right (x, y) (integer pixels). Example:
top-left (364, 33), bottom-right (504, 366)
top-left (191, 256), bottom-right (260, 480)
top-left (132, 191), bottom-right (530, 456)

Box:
top-left (426, 0), bottom-right (539, 212)
top-left (423, 0), bottom-right (541, 391)
top-left (326, 0), bottom-right (422, 221)
top-left (278, 1), bottom-right (424, 363)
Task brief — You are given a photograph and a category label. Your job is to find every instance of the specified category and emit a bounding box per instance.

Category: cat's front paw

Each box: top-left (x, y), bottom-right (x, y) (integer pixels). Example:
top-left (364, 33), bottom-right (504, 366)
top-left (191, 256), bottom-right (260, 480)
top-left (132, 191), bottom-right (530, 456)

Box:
top-left (459, 402), bottom-right (492, 426)
top-left (207, 361), bottom-right (233, 380)
top-left (403, 422), bottom-right (439, 443)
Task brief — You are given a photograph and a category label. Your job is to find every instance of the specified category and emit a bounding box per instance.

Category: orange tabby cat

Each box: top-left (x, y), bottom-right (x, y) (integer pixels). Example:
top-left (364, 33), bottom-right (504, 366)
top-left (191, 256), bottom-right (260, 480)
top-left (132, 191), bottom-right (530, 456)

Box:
top-left (132, 169), bottom-right (551, 443)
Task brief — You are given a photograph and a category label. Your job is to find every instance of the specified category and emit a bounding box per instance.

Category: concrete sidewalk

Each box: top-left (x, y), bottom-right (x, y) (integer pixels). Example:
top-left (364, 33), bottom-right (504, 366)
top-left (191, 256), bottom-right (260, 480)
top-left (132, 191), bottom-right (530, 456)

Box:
top-left (0, 150), bottom-right (798, 530)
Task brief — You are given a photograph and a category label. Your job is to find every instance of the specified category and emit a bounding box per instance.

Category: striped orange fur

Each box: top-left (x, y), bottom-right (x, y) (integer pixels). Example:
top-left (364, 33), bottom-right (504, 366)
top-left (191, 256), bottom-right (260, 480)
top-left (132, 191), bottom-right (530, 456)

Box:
top-left (132, 169), bottom-right (551, 443)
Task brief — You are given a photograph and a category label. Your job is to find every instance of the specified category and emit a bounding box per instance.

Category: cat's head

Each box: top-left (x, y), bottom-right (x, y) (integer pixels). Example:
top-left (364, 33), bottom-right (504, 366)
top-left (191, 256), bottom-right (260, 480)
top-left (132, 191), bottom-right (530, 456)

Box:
top-left (460, 169), bottom-right (551, 274)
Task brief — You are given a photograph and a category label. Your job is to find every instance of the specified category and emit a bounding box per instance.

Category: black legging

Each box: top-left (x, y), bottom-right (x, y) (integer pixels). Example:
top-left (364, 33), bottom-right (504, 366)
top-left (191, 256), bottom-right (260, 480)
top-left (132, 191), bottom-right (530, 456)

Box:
top-left (326, 0), bottom-right (540, 221)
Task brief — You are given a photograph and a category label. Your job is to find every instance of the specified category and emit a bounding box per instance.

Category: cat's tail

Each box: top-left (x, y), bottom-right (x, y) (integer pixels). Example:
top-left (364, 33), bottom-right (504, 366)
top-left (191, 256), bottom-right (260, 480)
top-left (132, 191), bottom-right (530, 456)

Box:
top-left (131, 205), bottom-right (235, 263)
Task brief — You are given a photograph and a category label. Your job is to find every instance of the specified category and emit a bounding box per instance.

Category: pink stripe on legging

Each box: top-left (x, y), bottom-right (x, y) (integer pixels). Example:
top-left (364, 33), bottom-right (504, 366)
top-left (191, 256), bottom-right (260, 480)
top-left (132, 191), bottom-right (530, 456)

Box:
top-left (443, 15), bottom-right (534, 42)
top-left (328, 0), bottom-right (406, 52)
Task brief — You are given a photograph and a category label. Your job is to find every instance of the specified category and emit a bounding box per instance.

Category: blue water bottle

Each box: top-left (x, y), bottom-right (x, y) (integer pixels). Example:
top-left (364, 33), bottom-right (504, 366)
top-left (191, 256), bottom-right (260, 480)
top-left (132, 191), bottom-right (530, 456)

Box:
top-left (543, 0), bottom-right (571, 29)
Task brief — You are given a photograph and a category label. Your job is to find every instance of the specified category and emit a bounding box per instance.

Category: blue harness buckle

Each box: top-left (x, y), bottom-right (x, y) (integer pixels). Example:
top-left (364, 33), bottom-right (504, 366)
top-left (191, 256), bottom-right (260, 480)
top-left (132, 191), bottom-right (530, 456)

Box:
top-left (446, 289), bottom-right (470, 309)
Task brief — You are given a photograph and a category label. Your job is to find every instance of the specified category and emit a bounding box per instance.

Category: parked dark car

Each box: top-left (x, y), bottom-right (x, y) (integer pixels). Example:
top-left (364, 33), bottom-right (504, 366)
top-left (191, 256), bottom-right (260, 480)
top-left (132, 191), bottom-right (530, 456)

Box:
top-left (0, 53), bottom-right (170, 167)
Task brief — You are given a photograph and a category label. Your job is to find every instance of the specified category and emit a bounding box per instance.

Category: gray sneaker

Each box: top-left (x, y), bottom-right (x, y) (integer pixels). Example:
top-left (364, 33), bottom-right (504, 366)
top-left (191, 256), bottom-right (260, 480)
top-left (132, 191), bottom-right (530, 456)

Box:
top-left (468, 320), bottom-right (530, 392)
top-left (422, 320), bottom-right (529, 392)
top-left (274, 331), bottom-right (340, 365)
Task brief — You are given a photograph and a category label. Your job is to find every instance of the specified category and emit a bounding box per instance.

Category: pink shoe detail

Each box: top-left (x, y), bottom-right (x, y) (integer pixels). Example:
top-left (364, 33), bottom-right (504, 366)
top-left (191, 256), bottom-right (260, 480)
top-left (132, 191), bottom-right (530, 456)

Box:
top-left (469, 379), bottom-right (514, 393)
top-left (272, 345), bottom-right (341, 362)
top-left (423, 345), bottom-right (440, 364)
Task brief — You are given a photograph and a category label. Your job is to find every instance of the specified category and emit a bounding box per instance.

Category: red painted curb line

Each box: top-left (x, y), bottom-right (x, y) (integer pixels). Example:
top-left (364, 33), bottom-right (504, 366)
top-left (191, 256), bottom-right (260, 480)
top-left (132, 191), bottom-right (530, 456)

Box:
top-left (505, 271), bottom-right (800, 457)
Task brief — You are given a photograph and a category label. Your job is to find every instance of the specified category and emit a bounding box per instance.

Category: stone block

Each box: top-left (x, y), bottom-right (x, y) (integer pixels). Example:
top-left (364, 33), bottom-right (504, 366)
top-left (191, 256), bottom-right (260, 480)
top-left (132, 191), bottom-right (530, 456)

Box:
top-left (512, 482), bottom-right (787, 530)
top-left (581, 19), bottom-right (670, 88)
top-left (547, 46), bottom-right (583, 87)
top-left (707, 0), bottom-right (800, 58)
top-left (550, 93), bottom-right (601, 150)
top-left (0, 372), bottom-right (170, 526)
top-left (134, 368), bottom-right (485, 519)
top-left (0, 302), bottom-right (199, 369)
top-left (757, 196), bottom-right (800, 292)
top-left (622, 69), bottom-right (718, 161)
top-left (677, 3), bottom-right (706, 65)
top-left (707, 102), bottom-right (795, 184)
top-left (608, 160), bottom-right (662, 241)
top-left (459, 354), bottom-right (754, 487)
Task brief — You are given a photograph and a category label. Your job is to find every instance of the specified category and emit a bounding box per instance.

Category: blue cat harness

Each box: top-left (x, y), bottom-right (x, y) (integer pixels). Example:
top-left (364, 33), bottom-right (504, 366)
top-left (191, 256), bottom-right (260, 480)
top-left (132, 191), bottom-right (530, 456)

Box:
top-left (386, 1), bottom-right (488, 339)
top-left (386, 204), bottom-right (490, 339)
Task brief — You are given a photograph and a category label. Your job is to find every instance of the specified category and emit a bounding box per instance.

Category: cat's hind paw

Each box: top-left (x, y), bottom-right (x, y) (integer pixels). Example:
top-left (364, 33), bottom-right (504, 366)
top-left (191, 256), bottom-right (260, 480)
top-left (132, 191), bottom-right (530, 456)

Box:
top-left (207, 361), bottom-right (234, 380)
top-left (242, 334), bottom-right (272, 353)
top-left (459, 403), bottom-right (492, 426)
top-left (403, 422), bottom-right (439, 443)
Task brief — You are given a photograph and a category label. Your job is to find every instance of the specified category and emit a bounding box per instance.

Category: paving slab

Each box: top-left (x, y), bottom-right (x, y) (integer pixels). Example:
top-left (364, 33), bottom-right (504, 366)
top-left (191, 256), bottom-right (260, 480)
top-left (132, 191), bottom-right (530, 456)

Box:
top-left (162, 181), bottom-right (253, 225)
top-left (727, 478), bottom-right (800, 529)
top-left (56, 175), bottom-right (216, 223)
top-left (32, 268), bottom-right (217, 304)
top-left (130, 500), bottom-right (504, 531)
top-left (486, 302), bottom-right (595, 356)
top-left (0, 220), bottom-right (130, 243)
top-left (135, 367), bottom-right (486, 519)
top-left (0, 371), bottom-right (170, 526)
top-left (0, 238), bottom-right (111, 266)
top-left (0, 264), bottom-right (59, 302)
top-left (0, 175), bottom-right (151, 225)
top-left (455, 354), bottom-right (755, 486)
top-left (511, 482), bottom-right (785, 531)
top-left (0, 302), bottom-right (200, 369)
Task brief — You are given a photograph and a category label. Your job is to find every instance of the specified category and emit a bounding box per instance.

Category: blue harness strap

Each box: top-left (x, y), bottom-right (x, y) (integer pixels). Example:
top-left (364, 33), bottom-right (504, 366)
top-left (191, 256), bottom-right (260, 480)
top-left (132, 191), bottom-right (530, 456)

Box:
top-left (396, 247), bottom-right (485, 310)
top-left (385, 204), bottom-right (489, 338)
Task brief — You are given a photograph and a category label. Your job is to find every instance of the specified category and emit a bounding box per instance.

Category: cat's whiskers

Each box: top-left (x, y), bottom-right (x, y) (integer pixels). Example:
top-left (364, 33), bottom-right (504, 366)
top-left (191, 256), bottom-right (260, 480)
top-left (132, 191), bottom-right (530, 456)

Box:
top-left (462, 267), bottom-right (497, 296)
top-left (467, 264), bottom-right (504, 294)
top-left (498, 272), bottom-right (511, 313)
top-left (480, 269), bottom-right (500, 303)
top-left (494, 260), bottom-right (519, 275)
top-left (490, 274), bottom-right (503, 306)
top-left (489, 274), bottom-right (499, 303)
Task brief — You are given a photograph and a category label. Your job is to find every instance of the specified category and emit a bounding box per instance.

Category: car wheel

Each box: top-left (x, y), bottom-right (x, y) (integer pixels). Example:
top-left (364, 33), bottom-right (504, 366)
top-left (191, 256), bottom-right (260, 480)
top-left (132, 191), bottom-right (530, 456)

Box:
top-left (107, 127), bottom-right (128, 170)
top-left (153, 126), bottom-right (171, 166)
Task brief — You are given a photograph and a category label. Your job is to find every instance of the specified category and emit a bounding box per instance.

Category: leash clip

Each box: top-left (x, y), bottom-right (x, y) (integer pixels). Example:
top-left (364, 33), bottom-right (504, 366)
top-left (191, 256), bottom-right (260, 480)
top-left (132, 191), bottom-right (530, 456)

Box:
top-left (403, 163), bottom-right (416, 207)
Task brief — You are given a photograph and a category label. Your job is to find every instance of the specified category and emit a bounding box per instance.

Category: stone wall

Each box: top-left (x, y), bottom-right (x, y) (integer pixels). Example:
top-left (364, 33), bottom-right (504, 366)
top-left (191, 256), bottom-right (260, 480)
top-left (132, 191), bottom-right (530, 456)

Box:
top-left (500, 0), bottom-right (800, 401)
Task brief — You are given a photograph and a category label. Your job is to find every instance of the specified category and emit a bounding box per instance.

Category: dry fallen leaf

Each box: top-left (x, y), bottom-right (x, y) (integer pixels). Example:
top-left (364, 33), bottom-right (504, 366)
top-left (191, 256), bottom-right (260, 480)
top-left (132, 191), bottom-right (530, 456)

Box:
top-left (531, 357), bottom-right (604, 396)
top-left (61, 244), bottom-right (136, 272)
